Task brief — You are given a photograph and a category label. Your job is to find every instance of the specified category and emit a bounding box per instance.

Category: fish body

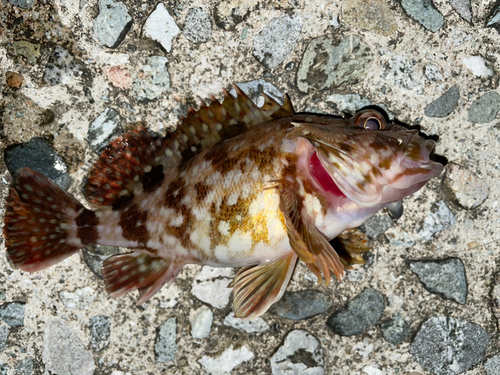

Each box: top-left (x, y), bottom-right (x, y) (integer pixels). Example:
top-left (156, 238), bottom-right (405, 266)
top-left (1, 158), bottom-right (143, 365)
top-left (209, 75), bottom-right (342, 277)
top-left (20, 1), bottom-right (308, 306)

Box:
top-left (4, 86), bottom-right (444, 318)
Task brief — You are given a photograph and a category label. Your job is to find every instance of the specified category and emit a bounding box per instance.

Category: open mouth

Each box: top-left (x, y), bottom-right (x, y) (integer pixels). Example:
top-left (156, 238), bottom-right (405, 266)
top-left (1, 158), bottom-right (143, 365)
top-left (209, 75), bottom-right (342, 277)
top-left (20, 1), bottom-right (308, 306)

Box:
top-left (309, 151), bottom-right (346, 198)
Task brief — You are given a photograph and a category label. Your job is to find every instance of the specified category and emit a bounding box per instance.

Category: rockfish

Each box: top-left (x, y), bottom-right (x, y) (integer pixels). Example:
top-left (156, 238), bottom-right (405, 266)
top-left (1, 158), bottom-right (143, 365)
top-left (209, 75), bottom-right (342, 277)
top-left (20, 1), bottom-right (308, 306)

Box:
top-left (3, 86), bottom-right (444, 318)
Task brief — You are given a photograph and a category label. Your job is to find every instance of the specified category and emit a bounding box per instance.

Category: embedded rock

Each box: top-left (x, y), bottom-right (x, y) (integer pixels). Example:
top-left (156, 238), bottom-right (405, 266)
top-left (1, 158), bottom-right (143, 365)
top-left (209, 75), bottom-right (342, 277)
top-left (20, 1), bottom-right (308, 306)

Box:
top-left (230, 79), bottom-right (284, 106)
top-left (191, 267), bottom-right (233, 309)
top-left (59, 287), bottom-right (97, 310)
top-left (468, 91), bottom-right (500, 123)
top-left (449, 0), bottom-right (473, 23)
top-left (183, 7), bottom-right (212, 44)
top-left (381, 313), bottom-right (411, 345)
top-left (81, 245), bottom-right (121, 279)
top-left (143, 3), bottom-right (180, 52)
top-left (198, 345), bottom-right (254, 374)
top-left (89, 315), bottom-right (111, 352)
top-left (415, 201), bottom-right (456, 241)
top-left (189, 306), bottom-right (213, 339)
top-left (401, 0), bottom-right (444, 32)
top-left (155, 317), bottom-right (177, 363)
top-left (342, 0), bottom-right (397, 36)
top-left (441, 163), bottom-right (489, 209)
top-left (86, 108), bottom-right (123, 153)
top-left (359, 213), bottom-right (394, 239)
top-left (268, 290), bottom-right (333, 320)
top-left (43, 46), bottom-right (84, 86)
top-left (133, 56), bottom-right (171, 101)
top-left (224, 312), bottom-right (269, 333)
top-left (424, 85), bottom-right (460, 118)
top-left (93, 0), bottom-right (133, 48)
top-left (0, 302), bottom-right (25, 327)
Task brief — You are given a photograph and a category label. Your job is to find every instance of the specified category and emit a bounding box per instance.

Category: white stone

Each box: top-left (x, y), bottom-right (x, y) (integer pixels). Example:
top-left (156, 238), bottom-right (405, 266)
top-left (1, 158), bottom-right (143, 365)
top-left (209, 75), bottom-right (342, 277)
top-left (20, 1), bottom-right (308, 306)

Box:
top-left (59, 287), bottom-right (97, 310)
top-left (462, 56), bottom-right (493, 77)
top-left (363, 365), bottom-right (384, 375)
top-left (191, 266), bottom-right (233, 309)
top-left (223, 312), bottom-right (270, 333)
top-left (189, 306), bottom-right (213, 339)
top-left (326, 93), bottom-right (371, 113)
top-left (143, 3), bottom-right (180, 52)
top-left (198, 344), bottom-right (254, 375)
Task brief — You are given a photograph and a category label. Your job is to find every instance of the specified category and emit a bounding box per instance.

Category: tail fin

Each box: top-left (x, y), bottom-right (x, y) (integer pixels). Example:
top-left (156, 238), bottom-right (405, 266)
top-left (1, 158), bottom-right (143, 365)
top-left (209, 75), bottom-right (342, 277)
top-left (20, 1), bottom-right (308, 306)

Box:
top-left (3, 168), bottom-right (96, 272)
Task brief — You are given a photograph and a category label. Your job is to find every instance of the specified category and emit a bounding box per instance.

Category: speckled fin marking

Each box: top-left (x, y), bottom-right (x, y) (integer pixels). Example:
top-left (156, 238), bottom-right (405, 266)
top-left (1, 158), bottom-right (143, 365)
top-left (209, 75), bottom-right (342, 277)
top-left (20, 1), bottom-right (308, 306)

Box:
top-left (84, 127), bottom-right (174, 208)
top-left (4, 168), bottom-right (87, 272)
top-left (171, 84), bottom-right (294, 160)
top-left (232, 253), bottom-right (297, 319)
top-left (279, 179), bottom-right (344, 285)
top-left (333, 228), bottom-right (371, 268)
top-left (102, 252), bottom-right (182, 305)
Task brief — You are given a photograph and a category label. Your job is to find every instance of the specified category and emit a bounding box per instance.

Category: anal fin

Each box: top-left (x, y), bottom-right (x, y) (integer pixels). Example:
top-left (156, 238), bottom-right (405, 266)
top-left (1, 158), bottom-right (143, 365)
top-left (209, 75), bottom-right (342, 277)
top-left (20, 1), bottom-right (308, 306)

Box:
top-left (102, 252), bottom-right (181, 305)
top-left (232, 253), bottom-right (297, 319)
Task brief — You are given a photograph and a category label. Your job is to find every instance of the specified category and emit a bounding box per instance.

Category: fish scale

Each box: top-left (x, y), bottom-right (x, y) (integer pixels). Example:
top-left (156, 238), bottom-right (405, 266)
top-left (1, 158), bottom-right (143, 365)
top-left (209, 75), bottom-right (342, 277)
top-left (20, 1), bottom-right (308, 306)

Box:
top-left (3, 85), bottom-right (444, 319)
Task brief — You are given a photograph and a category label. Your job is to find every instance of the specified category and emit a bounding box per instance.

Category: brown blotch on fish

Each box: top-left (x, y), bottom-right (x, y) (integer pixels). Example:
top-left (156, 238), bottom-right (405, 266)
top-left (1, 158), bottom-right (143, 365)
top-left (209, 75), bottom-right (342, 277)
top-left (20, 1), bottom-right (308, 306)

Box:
top-left (119, 204), bottom-right (149, 245)
top-left (76, 209), bottom-right (99, 246)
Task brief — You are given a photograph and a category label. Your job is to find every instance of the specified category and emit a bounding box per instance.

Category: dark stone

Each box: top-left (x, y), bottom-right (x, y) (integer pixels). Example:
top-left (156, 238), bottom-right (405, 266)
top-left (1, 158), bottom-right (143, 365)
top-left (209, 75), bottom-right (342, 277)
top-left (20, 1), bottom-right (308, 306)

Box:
top-left (0, 302), bottom-right (25, 327)
top-left (359, 213), bottom-right (394, 239)
top-left (269, 289), bottom-right (333, 320)
top-left (386, 200), bottom-right (404, 220)
top-left (89, 315), bottom-right (111, 352)
top-left (424, 85), bottom-right (460, 118)
top-left (380, 313), bottom-right (410, 345)
top-left (326, 288), bottom-right (384, 336)
top-left (401, 0), bottom-right (444, 32)
top-left (409, 258), bottom-right (467, 304)
top-left (183, 7), bottom-right (212, 43)
top-left (410, 315), bottom-right (490, 375)
top-left (14, 358), bottom-right (33, 375)
top-left (7, 0), bottom-right (35, 9)
top-left (468, 91), bottom-right (500, 123)
top-left (81, 245), bottom-right (120, 279)
top-left (93, 0), bottom-right (133, 48)
top-left (487, 1), bottom-right (500, 32)
top-left (86, 108), bottom-right (123, 153)
top-left (4, 138), bottom-right (70, 189)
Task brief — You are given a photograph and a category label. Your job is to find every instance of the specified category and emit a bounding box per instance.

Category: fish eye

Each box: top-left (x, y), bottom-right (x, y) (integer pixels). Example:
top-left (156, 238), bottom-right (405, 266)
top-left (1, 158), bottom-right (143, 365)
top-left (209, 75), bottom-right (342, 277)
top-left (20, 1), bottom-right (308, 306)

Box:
top-left (364, 118), bottom-right (381, 130)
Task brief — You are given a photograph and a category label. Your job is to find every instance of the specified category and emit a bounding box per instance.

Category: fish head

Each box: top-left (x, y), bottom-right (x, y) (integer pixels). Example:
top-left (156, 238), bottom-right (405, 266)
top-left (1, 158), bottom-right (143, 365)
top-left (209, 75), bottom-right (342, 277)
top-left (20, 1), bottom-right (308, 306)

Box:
top-left (288, 110), bottom-right (444, 208)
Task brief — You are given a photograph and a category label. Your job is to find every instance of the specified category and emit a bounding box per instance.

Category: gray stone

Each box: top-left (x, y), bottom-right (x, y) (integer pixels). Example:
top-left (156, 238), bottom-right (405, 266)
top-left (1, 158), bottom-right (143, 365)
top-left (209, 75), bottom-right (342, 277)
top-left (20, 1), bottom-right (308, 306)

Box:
top-left (487, 1), bottom-right (500, 32)
top-left (326, 288), bottom-right (385, 336)
top-left (4, 137), bottom-right (70, 189)
top-left (269, 290), bottom-right (333, 320)
top-left (89, 315), bottom-right (111, 352)
top-left (381, 313), bottom-right (410, 345)
top-left (325, 94), bottom-right (371, 114)
top-left (409, 258), bottom-right (468, 304)
top-left (43, 46), bottom-right (84, 86)
top-left (270, 330), bottom-right (324, 375)
top-left (42, 318), bottom-right (96, 375)
top-left (386, 200), bottom-right (404, 220)
top-left (424, 63), bottom-right (443, 82)
top-left (415, 200), bottom-right (456, 241)
top-left (81, 245), bottom-right (120, 279)
top-left (155, 317), bottom-right (177, 363)
top-left (93, 0), bottom-right (132, 48)
top-left (214, 0), bottom-right (257, 30)
top-left (342, 0), bottom-right (397, 36)
top-left (143, 3), bottom-right (180, 52)
top-left (449, 0), bottom-right (473, 23)
top-left (359, 213), bottom-right (394, 239)
top-left (224, 312), bottom-right (269, 333)
top-left (252, 15), bottom-right (302, 70)
top-left (468, 91), bottom-right (500, 123)
top-left (401, 0), bottom-right (444, 32)
top-left (7, 0), bottom-right (35, 8)
top-left (381, 55), bottom-right (421, 92)
top-left (183, 7), bottom-right (212, 44)
top-left (86, 108), bottom-right (123, 153)
top-left (14, 41), bottom-right (40, 64)
top-left (14, 358), bottom-right (33, 375)
top-left (133, 56), bottom-right (171, 101)
top-left (0, 324), bottom-right (9, 352)
top-left (485, 354), bottom-right (500, 375)
top-left (189, 306), bottom-right (213, 339)
top-left (0, 302), bottom-right (25, 327)
top-left (424, 85), bottom-right (460, 118)
top-left (409, 315), bottom-right (490, 375)
top-left (297, 35), bottom-right (373, 94)
top-left (230, 79), bottom-right (284, 107)
top-left (441, 163), bottom-right (489, 209)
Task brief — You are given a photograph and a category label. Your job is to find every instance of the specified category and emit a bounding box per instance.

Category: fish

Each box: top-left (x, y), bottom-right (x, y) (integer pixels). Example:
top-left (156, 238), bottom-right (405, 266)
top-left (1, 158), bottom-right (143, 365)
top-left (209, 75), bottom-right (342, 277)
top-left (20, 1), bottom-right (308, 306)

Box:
top-left (3, 85), bottom-right (444, 319)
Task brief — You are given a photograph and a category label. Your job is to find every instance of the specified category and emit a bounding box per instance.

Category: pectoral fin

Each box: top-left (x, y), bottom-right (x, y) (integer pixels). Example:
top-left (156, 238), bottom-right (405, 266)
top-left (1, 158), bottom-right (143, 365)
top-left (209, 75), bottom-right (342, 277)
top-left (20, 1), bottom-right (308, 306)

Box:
top-left (232, 253), bottom-right (297, 319)
top-left (332, 228), bottom-right (371, 268)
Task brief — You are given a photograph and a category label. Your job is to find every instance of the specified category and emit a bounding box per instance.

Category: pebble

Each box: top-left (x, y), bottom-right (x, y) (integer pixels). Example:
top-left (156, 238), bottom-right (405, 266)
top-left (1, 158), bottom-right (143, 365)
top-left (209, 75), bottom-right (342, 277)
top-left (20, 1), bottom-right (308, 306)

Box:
top-left (409, 258), bottom-right (468, 304)
top-left (155, 317), bottom-right (177, 363)
top-left (143, 3), bottom-right (180, 52)
top-left (268, 289), bottom-right (333, 320)
top-left (492, 271), bottom-right (500, 331)
top-left (0, 302), bottom-right (25, 327)
top-left (230, 79), bottom-right (284, 107)
top-left (386, 200), bottom-right (404, 220)
top-left (487, 2), bottom-right (500, 32)
top-left (214, 0), bottom-right (257, 30)
top-left (7, 0), bottom-right (35, 8)
top-left (342, 0), bottom-right (397, 36)
top-left (485, 354), bottom-right (500, 375)
top-left (409, 315), bottom-right (490, 375)
top-left (42, 318), bottom-right (96, 375)
top-left (88, 315), bottom-right (111, 352)
top-left (297, 35), bottom-right (373, 94)
top-left (414, 200), bottom-right (456, 241)
top-left (86, 108), bottom-right (123, 153)
top-left (81, 245), bottom-right (120, 279)
top-left (224, 312), bottom-right (269, 333)
top-left (191, 266), bottom-right (233, 309)
top-left (449, 0), bottom-right (473, 23)
top-left (198, 344), bottom-right (254, 375)
top-left (424, 85), bottom-right (460, 118)
top-left (4, 137), bottom-right (70, 189)
top-left (327, 288), bottom-right (384, 336)
top-left (359, 213), bottom-right (394, 239)
top-left (463, 56), bottom-right (493, 78)
top-left (441, 163), bottom-right (489, 209)
top-left (380, 313), bottom-right (410, 345)
top-left (325, 94), bottom-right (371, 114)
top-left (183, 7), bottom-right (212, 44)
top-left (0, 323), bottom-right (9, 352)
top-left (14, 358), bottom-right (33, 375)
top-left (381, 55), bottom-right (421, 92)
top-left (252, 15), bottom-right (302, 70)
top-left (424, 63), bottom-right (443, 82)
top-left (468, 91), bottom-right (500, 123)
top-left (105, 66), bottom-right (130, 89)
top-left (401, 0), bottom-right (444, 32)
top-left (6, 71), bottom-right (24, 89)
top-left (133, 56), bottom-right (171, 101)
top-left (14, 41), bottom-right (40, 64)
top-left (385, 228), bottom-right (415, 247)
top-left (43, 46), bottom-right (82, 86)
top-left (93, 0), bottom-right (132, 48)
top-left (270, 330), bottom-right (324, 375)
top-left (189, 306), bottom-right (213, 339)
top-left (59, 287), bottom-right (97, 310)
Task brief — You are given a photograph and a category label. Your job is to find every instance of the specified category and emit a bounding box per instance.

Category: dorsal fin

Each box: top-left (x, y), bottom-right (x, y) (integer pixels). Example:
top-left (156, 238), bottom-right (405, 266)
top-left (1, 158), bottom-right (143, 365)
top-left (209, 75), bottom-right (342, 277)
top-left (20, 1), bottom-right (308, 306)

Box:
top-left (170, 84), bottom-right (294, 160)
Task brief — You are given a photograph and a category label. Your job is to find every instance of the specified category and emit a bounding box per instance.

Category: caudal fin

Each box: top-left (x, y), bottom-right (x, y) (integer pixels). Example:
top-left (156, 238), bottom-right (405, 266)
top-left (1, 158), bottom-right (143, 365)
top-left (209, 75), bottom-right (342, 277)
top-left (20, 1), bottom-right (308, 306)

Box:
top-left (3, 168), bottom-right (96, 272)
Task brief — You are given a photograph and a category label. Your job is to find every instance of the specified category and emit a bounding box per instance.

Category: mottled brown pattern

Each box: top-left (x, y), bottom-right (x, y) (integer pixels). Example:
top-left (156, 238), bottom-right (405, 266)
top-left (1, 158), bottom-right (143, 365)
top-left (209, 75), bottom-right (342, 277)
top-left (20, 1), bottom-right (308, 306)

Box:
top-left (76, 209), bottom-right (99, 246)
top-left (119, 203), bottom-right (149, 245)
top-left (193, 182), bottom-right (209, 202)
top-left (303, 179), bottom-right (329, 216)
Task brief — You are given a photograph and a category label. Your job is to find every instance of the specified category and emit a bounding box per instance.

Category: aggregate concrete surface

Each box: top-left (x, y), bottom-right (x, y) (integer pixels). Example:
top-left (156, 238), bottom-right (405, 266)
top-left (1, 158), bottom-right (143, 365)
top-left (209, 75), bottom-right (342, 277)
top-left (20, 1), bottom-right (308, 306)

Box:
top-left (0, 0), bottom-right (500, 374)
